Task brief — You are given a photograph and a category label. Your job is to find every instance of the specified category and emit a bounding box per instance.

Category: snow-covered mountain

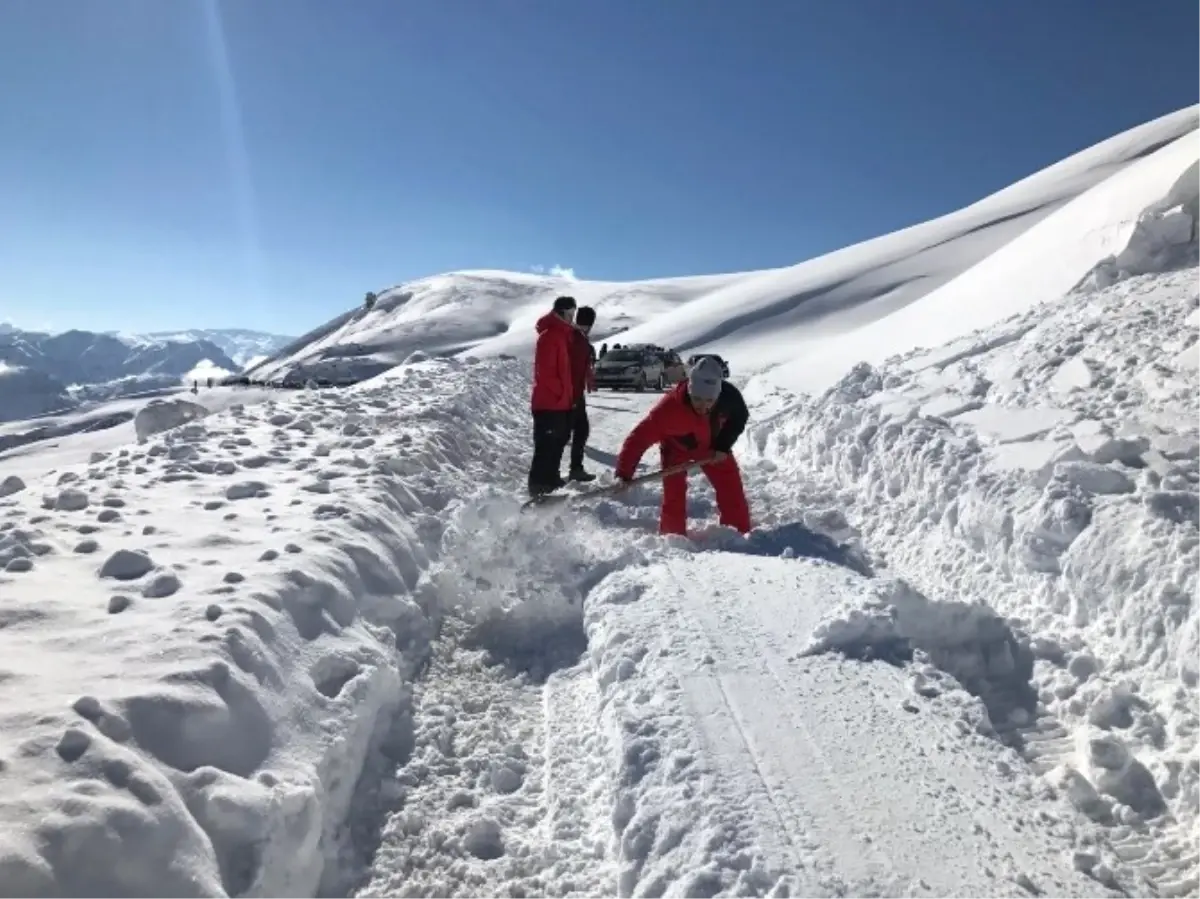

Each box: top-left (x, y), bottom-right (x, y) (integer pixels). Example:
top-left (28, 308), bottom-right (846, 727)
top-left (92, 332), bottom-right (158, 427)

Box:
top-left (0, 104), bottom-right (1197, 899)
top-left (133, 328), bottom-right (295, 367)
top-left (0, 326), bottom-right (240, 422)
top-left (243, 271), bottom-right (740, 384)
top-left (248, 105), bottom-right (1198, 388)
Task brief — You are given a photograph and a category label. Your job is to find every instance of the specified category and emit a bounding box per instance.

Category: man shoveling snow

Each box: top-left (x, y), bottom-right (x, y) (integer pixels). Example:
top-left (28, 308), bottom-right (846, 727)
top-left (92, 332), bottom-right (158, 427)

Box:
top-left (614, 355), bottom-right (752, 536)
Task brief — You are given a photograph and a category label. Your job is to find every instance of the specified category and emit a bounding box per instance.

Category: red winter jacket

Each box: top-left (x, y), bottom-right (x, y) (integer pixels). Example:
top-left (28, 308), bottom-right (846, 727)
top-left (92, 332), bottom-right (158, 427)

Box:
top-left (615, 380), bottom-right (749, 479)
top-left (530, 312), bottom-right (575, 412)
top-left (568, 330), bottom-right (596, 401)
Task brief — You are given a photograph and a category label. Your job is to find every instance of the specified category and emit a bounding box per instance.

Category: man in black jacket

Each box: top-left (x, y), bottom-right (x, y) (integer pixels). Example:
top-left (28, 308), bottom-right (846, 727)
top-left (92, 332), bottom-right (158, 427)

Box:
top-left (566, 306), bottom-right (598, 481)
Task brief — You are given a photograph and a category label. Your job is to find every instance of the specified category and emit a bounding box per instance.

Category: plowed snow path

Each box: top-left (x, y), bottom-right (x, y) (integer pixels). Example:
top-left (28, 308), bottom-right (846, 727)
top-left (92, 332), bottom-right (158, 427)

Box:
top-left (357, 618), bottom-right (617, 897)
top-left (356, 389), bottom-right (1110, 899)
top-left (587, 554), bottom-right (1111, 897)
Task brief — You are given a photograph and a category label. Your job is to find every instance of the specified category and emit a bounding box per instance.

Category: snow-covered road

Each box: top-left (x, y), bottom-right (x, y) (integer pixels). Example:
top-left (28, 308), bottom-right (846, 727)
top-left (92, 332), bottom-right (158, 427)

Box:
top-left (0, 360), bottom-right (1189, 898)
top-left (348, 388), bottom-right (1120, 898)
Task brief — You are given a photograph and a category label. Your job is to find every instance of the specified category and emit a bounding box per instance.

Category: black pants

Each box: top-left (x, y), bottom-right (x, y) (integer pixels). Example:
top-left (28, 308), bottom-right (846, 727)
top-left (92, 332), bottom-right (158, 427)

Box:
top-left (529, 409), bottom-right (572, 489)
top-left (569, 397), bottom-right (590, 471)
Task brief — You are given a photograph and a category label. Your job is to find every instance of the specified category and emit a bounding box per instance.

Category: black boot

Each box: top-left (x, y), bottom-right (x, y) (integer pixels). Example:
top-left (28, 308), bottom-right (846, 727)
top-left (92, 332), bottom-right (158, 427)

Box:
top-left (568, 467), bottom-right (596, 482)
top-left (528, 474), bottom-right (568, 497)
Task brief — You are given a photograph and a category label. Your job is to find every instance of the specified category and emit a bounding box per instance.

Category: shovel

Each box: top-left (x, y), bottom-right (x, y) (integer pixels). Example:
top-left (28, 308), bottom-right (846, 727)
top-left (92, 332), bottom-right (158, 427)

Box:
top-left (521, 459), bottom-right (710, 511)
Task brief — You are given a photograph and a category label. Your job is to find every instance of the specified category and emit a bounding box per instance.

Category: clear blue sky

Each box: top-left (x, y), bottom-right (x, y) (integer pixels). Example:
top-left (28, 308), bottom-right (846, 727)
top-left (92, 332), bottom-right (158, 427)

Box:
top-left (1, 0), bottom-right (1196, 335)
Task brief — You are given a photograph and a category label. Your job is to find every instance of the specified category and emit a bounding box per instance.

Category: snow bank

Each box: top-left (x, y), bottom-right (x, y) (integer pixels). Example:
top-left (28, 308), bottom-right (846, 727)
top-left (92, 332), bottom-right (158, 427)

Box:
top-left (1078, 160), bottom-right (1199, 291)
top-left (745, 267), bottom-right (1199, 896)
top-left (0, 357), bottom-right (531, 897)
top-left (802, 578), bottom-right (1038, 735)
top-left (358, 493), bottom-right (645, 898)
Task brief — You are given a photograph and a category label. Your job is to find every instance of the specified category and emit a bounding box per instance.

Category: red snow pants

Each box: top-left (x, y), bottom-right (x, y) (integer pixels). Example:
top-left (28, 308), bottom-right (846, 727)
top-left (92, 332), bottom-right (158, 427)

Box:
top-left (659, 451), bottom-right (751, 536)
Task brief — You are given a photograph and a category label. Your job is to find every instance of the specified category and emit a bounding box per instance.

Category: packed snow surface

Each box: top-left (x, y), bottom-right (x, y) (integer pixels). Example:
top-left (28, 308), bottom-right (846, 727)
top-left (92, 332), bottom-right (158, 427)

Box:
top-left (249, 105), bottom-right (1196, 391)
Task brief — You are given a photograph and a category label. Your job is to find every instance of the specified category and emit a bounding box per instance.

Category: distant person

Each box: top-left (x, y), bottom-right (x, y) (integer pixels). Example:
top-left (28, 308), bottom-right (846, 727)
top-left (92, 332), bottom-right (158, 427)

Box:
top-left (566, 306), bottom-right (598, 482)
top-left (613, 356), bottom-right (751, 536)
top-left (528, 295), bottom-right (577, 497)
top-left (599, 342), bottom-right (608, 358)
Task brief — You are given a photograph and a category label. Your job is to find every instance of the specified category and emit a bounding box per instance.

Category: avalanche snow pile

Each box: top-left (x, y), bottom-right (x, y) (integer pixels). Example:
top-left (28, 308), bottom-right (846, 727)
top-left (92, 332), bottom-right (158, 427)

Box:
top-left (0, 358), bottom-right (529, 897)
top-left (746, 263), bottom-right (1199, 895)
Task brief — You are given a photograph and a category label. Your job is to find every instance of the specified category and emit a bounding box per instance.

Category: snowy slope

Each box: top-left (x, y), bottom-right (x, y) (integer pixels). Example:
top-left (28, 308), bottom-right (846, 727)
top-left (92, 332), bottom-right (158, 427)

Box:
top-left (614, 107), bottom-right (1199, 386)
top-left (245, 270), bottom-right (744, 384)
top-left (248, 105), bottom-right (1196, 388)
top-left (0, 386), bottom-right (277, 479)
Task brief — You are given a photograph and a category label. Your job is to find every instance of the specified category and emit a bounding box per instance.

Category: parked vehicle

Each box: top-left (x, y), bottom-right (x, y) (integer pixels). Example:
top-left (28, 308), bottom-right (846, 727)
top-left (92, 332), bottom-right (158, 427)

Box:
top-left (686, 353), bottom-right (730, 379)
top-left (594, 345), bottom-right (668, 391)
top-left (656, 348), bottom-right (687, 384)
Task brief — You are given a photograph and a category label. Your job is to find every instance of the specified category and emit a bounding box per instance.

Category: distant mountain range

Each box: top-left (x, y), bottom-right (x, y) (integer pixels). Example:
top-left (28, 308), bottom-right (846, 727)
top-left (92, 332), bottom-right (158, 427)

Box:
top-left (0, 325), bottom-right (293, 423)
top-left (130, 328), bottom-right (295, 367)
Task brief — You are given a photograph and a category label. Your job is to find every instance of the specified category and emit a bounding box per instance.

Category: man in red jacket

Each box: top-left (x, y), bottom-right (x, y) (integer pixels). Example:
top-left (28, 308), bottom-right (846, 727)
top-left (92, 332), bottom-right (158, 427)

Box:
top-left (614, 355), bottom-right (751, 535)
top-left (528, 295), bottom-right (577, 497)
top-left (566, 306), bottom-right (598, 482)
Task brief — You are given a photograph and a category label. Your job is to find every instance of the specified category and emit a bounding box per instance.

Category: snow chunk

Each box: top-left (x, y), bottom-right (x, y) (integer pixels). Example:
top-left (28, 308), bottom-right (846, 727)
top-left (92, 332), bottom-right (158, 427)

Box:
top-left (804, 578), bottom-right (1037, 734)
top-left (134, 397), bottom-right (209, 442)
top-left (98, 549), bottom-right (156, 580)
top-left (957, 403), bottom-right (1071, 443)
top-left (1054, 461), bottom-right (1136, 496)
top-left (1051, 356), bottom-right (1096, 393)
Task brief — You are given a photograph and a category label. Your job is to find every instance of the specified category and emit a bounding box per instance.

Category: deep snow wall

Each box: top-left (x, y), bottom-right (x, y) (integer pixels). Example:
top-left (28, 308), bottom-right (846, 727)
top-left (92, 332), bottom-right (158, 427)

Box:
top-left (747, 268), bottom-right (1199, 858)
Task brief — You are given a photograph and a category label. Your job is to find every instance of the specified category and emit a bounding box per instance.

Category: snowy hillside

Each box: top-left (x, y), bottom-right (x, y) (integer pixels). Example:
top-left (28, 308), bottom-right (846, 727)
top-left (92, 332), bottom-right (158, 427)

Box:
top-left (249, 105), bottom-right (1197, 389)
top-left (244, 271), bottom-right (742, 384)
top-left (135, 329), bottom-right (295, 368)
top-left (0, 325), bottom-right (242, 423)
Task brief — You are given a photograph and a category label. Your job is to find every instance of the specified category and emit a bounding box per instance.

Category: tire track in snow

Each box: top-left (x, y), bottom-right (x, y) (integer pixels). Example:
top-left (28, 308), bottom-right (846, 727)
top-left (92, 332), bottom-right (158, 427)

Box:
top-left (661, 557), bottom-right (903, 896)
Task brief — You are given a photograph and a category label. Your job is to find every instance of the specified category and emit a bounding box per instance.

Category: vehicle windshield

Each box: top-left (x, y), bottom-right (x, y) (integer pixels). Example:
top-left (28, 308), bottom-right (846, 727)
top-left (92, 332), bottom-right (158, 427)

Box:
top-left (604, 350), bottom-right (643, 362)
